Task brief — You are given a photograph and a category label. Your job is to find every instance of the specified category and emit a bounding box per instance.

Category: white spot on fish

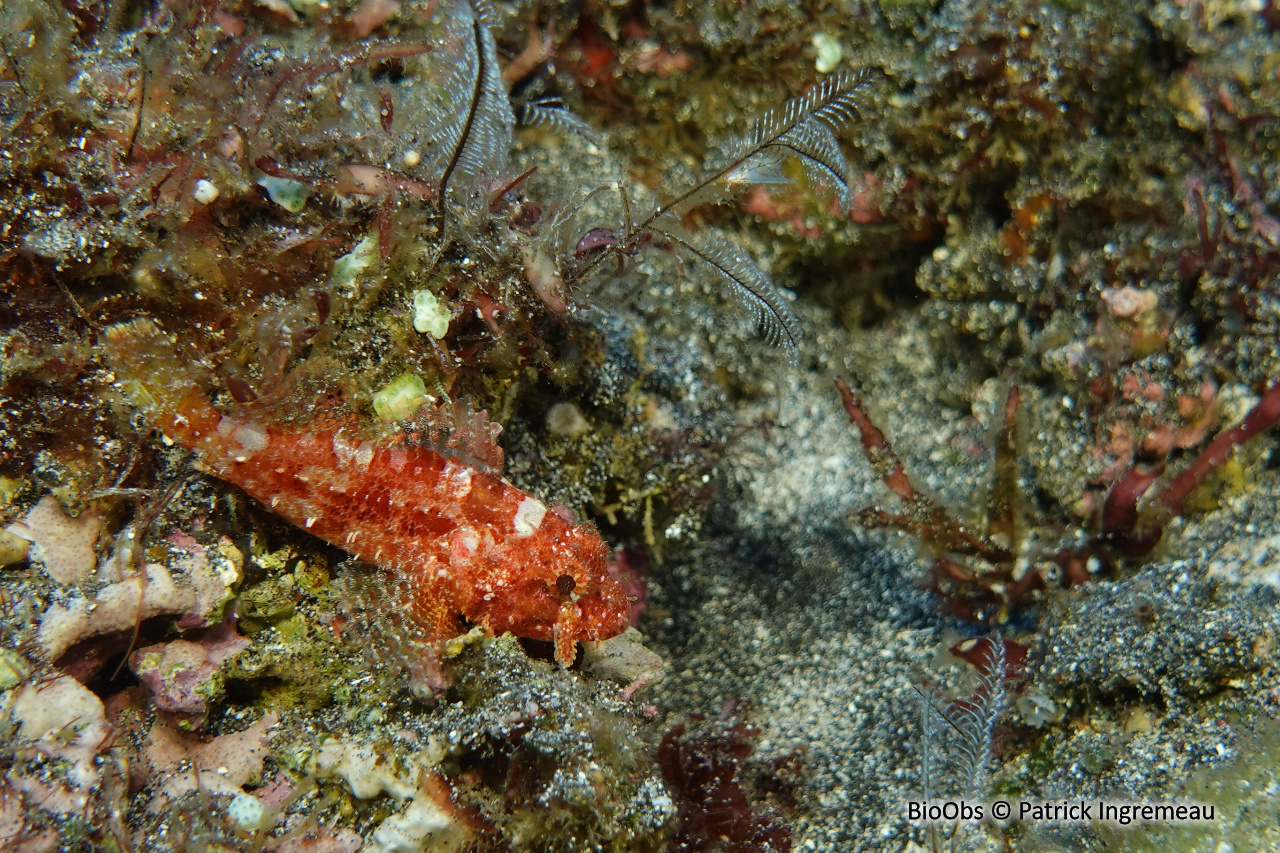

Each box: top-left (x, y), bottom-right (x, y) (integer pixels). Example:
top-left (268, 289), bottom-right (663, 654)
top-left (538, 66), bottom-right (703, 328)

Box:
top-left (444, 464), bottom-right (473, 499)
top-left (456, 529), bottom-right (479, 556)
top-left (513, 496), bottom-right (547, 537)
top-left (331, 432), bottom-right (355, 463)
top-left (232, 422), bottom-right (269, 452)
top-left (354, 442), bottom-right (374, 469)
top-left (305, 517), bottom-right (318, 528)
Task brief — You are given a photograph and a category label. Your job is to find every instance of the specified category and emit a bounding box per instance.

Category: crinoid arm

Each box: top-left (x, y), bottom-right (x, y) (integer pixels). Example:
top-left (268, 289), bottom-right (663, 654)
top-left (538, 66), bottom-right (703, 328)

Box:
top-left (401, 397), bottom-right (505, 475)
top-left (518, 95), bottom-right (602, 148)
top-left (673, 67), bottom-right (878, 213)
top-left (915, 634), bottom-right (1009, 802)
top-left (536, 71), bottom-right (875, 360)
top-left (657, 225), bottom-right (802, 362)
top-left (420, 0), bottom-right (515, 221)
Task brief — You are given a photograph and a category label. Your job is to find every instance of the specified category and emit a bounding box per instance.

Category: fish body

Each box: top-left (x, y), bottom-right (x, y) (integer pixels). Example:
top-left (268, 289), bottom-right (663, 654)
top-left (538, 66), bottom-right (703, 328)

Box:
top-left (104, 319), bottom-right (628, 668)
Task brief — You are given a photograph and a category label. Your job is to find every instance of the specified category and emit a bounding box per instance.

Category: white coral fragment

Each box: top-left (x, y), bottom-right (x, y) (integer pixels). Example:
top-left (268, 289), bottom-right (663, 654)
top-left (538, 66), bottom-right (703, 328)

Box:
top-left (309, 737), bottom-right (469, 853)
top-left (144, 711), bottom-right (279, 805)
top-left (370, 792), bottom-right (468, 853)
top-left (256, 175), bottom-right (312, 213)
top-left (5, 495), bottom-right (101, 584)
top-left (193, 179), bottom-right (220, 204)
top-left (311, 739), bottom-right (421, 800)
top-left (4, 675), bottom-right (110, 814)
top-left (37, 563), bottom-right (196, 660)
top-left (412, 289), bottom-right (450, 338)
top-left (373, 374), bottom-right (430, 423)
top-left (330, 235), bottom-right (380, 290)
top-left (812, 32), bottom-right (843, 73)
top-left (226, 791), bottom-right (270, 831)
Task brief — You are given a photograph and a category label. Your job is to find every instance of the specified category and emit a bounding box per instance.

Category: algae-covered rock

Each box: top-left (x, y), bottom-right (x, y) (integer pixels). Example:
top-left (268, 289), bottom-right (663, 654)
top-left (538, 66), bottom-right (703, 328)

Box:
top-left (1035, 566), bottom-right (1279, 706)
top-left (238, 577), bottom-right (300, 634)
top-left (129, 624), bottom-right (250, 719)
top-left (438, 635), bottom-right (674, 852)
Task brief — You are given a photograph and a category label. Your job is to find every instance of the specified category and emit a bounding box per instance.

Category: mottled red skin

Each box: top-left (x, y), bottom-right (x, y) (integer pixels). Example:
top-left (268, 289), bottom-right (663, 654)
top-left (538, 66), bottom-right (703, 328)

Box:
top-left (105, 321), bottom-right (629, 666)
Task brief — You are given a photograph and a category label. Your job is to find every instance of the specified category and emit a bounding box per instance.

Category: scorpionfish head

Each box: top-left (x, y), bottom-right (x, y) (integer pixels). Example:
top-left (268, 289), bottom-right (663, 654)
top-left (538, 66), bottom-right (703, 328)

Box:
top-left (462, 509), bottom-right (629, 664)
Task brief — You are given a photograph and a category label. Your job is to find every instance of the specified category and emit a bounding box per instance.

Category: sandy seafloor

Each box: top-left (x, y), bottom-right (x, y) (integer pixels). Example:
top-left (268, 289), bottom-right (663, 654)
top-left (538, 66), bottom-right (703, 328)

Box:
top-left (645, 340), bottom-right (1280, 852)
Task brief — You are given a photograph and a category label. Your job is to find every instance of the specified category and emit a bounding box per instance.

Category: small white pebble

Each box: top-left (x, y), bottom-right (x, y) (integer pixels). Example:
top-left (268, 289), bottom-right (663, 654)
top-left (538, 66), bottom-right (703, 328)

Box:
top-left (192, 179), bottom-right (220, 205)
top-left (411, 289), bottom-right (450, 338)
top-left (226, 792), bottom-right (268, 831)
top-left (546, 401), bottom-right (589, 437)
top-left (402, 149), bottom-right (421, 167)
top-left (812, 32), bottom-right (842, 73)
top-left (255, 175), bottom-right (310, 213)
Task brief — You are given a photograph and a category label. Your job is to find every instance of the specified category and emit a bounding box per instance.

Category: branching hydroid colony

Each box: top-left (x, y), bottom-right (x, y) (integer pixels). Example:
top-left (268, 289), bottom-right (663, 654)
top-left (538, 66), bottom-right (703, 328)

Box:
top-left (538, 67), bottom-right (877, 360)
top-left (422, 0), bottom-right (876, 357)
top-left (916, 637), bottom-right (1009, 852)
top-left (424, 0), bottom-right (513, 221)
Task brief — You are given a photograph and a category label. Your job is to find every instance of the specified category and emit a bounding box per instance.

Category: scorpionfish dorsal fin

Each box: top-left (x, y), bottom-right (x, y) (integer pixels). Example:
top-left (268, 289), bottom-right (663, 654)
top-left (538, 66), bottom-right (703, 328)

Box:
top-left (103, 319), bottom-right (225, 447)
top-left (400, 397), bottom-right (505, 476)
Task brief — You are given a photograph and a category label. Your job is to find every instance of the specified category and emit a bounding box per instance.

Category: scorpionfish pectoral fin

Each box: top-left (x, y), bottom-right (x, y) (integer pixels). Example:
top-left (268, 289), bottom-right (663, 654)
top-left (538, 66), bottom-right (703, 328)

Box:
top-left (552, 603), bottom-right (583, 668)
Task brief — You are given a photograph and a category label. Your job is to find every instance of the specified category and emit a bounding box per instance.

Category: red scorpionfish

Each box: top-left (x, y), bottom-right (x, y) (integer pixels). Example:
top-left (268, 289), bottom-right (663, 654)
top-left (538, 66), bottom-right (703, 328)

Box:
top-left (104, 319), bottom-right (629, 684)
